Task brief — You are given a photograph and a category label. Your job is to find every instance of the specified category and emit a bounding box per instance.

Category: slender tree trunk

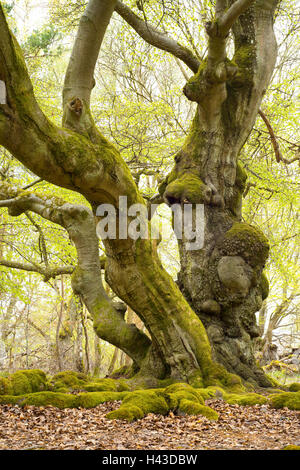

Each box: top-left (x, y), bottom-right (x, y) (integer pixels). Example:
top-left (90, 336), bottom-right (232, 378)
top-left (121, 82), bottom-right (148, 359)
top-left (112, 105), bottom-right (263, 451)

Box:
top-left (108, 347), bottom-right (120, 376)
top-left (93, 334), bottom-right (102, 376)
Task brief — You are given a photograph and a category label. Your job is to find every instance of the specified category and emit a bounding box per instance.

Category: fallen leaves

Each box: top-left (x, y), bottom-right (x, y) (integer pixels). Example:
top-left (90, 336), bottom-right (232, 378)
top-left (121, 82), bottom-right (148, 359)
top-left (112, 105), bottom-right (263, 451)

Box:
top-left (0, 399), bottom-right (299, 450)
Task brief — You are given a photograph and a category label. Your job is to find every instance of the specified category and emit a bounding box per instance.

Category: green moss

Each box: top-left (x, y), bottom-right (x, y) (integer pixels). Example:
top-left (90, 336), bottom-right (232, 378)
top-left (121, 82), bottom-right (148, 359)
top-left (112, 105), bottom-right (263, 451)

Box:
top-left (0, 377), bottom-right (13, 395)
top-left (81, 378), bottom-right (130, 393)
top-left (269, 392), bottom-right (300, 410)
top-left (77, 391), bottom-right (127, 408)
top-left (165, 383), bottom-right (203, 399)
top-left (183, 59), bottom-right (207, 102)
top-left (232, 43), bottom-right (256, 85)
top-left (265, 375), bottom-right (282, 388)
top-left (8, 391), bottom-right (78, 409)
top-left (116, 380), bottom-right (131, 392)
top-left (260, 272), bottom-right (269, 300)
top-left (106, 389), bottom-right (169, 422)
top-left (0, 394), bottom-right (28, 405)
top-left (158, 168), bottom-right (178, 196)
top-left (289, 383), bottom-right (300, 392)
top-left (283, 445), bottom-right (300, 450)
top-left (9, 369), bottom-right (47, 395)
top-left (171, 390), bottom-right (205, 406)
top-left (235, 162), bottom-right (248, 190)
top-left (0, 390), bottom-right (128, 409)
top-left (198, 386), bottom-right (224, 400)
top-left (164, 173), bottom-right (206, 204)
top-left (188, 370), bottom-right (205, 388)
top-left (109, 365), bottom-right (135, 379)
top-left (204, 362), bottom-right (244, 392)
top-left (51, 370), bottom-right (88, 391)
top-left (221, 222), bottom-right (269, 267)
top-left (82, 378), bottom-right (117, 392)
top-left (163, 383), bottom-right (205, 408)
top-left (106, 406), bottom-right (143, 422)
top-left (54, 387), bottom-right (70, 393)
top-left (178, 400), bottom-right (219, 420)
top-left (122, 390), bottom-right (169, 414)
top-left (225, 393), bottom-right (268, 406)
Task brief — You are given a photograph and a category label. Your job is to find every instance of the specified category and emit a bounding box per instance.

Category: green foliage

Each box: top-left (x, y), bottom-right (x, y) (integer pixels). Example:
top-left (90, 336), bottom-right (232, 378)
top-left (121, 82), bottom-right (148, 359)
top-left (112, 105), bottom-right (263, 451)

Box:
top-left (289, 383), bottom-right (300, 392)
top-left (24, 26), bottom-right (62, 55)
top-left (2, 1), bottom-right (14, 14)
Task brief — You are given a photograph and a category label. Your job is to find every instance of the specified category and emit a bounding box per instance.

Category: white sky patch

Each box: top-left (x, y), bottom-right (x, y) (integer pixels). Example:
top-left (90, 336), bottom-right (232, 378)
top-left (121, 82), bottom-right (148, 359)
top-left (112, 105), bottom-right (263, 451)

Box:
top-left (13, 0), bottom-right (49, 37)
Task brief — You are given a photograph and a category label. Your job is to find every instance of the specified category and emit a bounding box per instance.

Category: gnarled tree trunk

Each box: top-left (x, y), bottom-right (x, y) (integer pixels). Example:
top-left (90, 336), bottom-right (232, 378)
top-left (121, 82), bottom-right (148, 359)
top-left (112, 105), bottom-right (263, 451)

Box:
top-left (0, 0), bottom-right (279, 388)
top-left (158, 1), bottom-right (278, 386)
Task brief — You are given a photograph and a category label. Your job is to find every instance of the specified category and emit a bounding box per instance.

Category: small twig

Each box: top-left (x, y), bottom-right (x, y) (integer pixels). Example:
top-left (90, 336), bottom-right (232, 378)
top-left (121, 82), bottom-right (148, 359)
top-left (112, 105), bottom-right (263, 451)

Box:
top-left (258, 109), bottom-right (300, 165)
top-left (22, 178), bottom-right (43, 190)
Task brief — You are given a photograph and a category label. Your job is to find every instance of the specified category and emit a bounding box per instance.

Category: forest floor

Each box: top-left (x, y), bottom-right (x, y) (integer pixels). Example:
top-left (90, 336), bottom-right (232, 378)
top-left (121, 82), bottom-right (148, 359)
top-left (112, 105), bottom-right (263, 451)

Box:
top-left (0, 398), bottom-right (299, 450)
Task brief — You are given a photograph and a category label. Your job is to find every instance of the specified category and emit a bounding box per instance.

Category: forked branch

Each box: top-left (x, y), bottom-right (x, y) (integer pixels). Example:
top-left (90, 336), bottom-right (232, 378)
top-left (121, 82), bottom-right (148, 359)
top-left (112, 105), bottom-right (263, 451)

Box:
top-left (218, 0), bottom-right (255, 37)
top-left (0, 183), bottom-right (151, 365)
top-left (115, 1), bottom-right (200, 73)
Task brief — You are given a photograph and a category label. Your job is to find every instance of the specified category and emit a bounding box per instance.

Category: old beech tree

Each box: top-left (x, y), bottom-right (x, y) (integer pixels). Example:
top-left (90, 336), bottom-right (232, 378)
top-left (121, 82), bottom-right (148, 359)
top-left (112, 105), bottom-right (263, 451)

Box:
top-left (0, 0), bottom-right (279, 388)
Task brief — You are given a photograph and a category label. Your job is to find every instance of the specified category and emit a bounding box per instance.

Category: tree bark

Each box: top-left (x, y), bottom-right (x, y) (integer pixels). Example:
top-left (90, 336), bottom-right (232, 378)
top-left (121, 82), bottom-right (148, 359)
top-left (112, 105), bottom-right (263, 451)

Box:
top-left (158, 0), bottom-right (278, 386)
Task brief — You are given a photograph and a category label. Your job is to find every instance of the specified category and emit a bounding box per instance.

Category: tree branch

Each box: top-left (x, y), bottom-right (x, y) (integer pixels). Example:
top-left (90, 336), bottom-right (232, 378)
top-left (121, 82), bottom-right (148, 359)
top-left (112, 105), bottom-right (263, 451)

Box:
top-left (114, 1), bottom-right (200, 73)
top-left (258, 109), bottom-right (300, 165)
top-left (218, 0), bottom-right (255, 37)
top-left (22, 178), bottom-right (43, 190)
top-left (63, 0), bottom-right (118, 107)
top-left (0, 182), bottom-right (151, 364)
top-left (0, 259), bottom-right (74, 279)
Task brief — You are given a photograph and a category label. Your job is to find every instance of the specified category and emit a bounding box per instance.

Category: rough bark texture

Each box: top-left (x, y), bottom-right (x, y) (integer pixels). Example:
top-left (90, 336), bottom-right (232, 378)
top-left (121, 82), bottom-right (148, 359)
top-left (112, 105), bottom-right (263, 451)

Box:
top-left (159, 0), bottom-right (278, 386)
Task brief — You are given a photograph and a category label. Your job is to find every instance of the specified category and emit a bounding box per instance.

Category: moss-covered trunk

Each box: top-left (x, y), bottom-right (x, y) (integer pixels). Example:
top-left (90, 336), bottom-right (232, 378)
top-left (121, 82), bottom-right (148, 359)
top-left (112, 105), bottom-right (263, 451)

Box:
top-left (158, 2), bottom-right (278, 387)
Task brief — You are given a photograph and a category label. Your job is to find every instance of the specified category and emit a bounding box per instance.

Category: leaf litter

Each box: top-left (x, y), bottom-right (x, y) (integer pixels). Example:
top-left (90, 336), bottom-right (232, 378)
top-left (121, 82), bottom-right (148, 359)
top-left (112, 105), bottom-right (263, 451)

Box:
top-left (0, 398), bottom-right (299, 450)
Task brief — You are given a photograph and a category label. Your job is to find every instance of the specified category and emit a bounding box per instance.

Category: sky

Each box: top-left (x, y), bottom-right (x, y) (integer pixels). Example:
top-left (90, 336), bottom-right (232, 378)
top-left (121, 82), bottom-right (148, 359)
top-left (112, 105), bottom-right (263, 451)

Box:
top-left (13, 0), bottom-right (49, 35)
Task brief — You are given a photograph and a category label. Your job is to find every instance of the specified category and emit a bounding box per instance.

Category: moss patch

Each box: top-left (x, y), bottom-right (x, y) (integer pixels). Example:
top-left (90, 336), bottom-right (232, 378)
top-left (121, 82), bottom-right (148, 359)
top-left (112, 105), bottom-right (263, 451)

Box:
top-left (50, 370), bottom-right (88, 391)
top-left (0, 377), bottom-right (13, 395)
top-left (164, 383), bottom-right (205, 407)
top-left (221, 222), bottom-right (269, 268)
top-left (283, 445), bottom-right (300, 450)
top-left (76, 391), bottom-right (127, 408)
top-left (225, 392), bottom-right (268, 406)
top-left (260, 272), bottom-right (269, 300)
top-left (164, 173), bottom-right (206, 204)
top-left (0, 390), bottom-right (127, 409)
top-left (7, 370), bottom-right (48, 396)
top-left (288, 383), bottom-right (300, 392)
top-left (106, 389), bottom-right (169, 422)
top-left (179, 400), bottom-right (219, 420)
top-left (235, 162), bottom-right (248, 190)
top-left (0, 392), bottom-right (77, 409)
